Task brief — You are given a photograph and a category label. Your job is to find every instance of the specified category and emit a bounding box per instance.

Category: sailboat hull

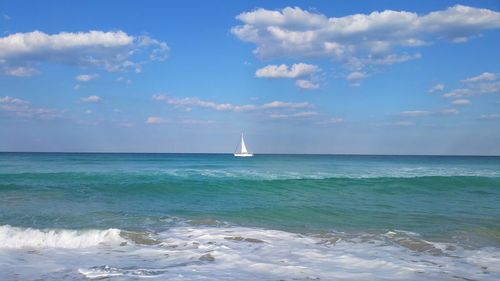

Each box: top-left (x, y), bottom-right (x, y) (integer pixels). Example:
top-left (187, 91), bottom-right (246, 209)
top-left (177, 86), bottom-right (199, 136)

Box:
top-left (234, 153), bottom-right (253, 157)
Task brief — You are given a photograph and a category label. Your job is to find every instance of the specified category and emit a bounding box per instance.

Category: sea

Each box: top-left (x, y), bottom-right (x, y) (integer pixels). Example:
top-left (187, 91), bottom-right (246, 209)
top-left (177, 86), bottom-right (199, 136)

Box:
top-left (0, 153), bottom-right (499, 280)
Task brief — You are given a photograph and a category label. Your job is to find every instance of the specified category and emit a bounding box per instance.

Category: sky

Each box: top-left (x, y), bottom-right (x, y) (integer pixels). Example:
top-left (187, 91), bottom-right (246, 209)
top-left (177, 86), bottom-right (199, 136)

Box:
top-left (1, 0), bottom-right (500, 155)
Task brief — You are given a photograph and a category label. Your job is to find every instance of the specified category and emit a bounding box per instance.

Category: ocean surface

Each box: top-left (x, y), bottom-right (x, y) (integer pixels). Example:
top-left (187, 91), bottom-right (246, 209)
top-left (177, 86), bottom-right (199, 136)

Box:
top-left (0, 153), bottom-right (499, 280)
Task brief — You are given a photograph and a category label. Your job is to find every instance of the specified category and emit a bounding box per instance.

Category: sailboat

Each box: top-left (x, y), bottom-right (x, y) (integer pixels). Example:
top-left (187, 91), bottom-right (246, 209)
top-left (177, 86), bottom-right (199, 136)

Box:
top-left (234, 133), bottom-right (254, 157)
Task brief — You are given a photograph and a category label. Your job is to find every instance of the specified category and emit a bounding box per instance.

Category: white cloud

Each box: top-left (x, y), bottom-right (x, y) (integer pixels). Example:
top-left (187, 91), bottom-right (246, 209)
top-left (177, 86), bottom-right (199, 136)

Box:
top-left (152, 94), bottom-right (311, 112)
top-left (347, 71), bottom-right (366, 81)
top-left (0, 96), bottom-right (29, 105)
top-left (398, 110), bottom-right (431, 117)
top-left (270, 111), bottom-right (319, 119)
top-left (255, 63), bottom-right (318, 78)
top-left (318, 117), bottom-right (344, 124)
top-left (181, 119), bottom-right (214, 125)
top-left (461, 72), bottom-right (497, 83)
top-left (429, 83), bottom-right (445, 93)
top-left (451, 99), bottom-right (470, 105)
top-left (443, 89), bottom-right (472, 98)
top-left (0, 96), bottom-right (63, 119)
top-left (80, 95), bottom-right (102, 103)
top-left (255, 63), bottom-right (320, 89)
top-left (479, 114), bottom-right (500, 120)
top-left (3, 66), bottom-right (40, 77)
top-left (85, 109), bottom-right (93, 114)
top-left (233, 5), bottom-right (500, 60)
top-left (260, 100), bottom-right (310, 109)
top-left (292, 111), bottom-right (319, 117)
top-left (76, 74), bottom-right (98, 82)
top-left (443, 81), bottom-right (500, 98)
top-left (367, 53), bottom-right (422, 65)
top-left (0, 30), bottom-right (169, 76)
top-left (232, 5), bottom-right (500, 80)
top-left (295, 79), bottom-right (319, 89)
top-left (343, 53), bottom-right (421, 77)
top-left (146, 117), bottom-right (169, 124)
top-left (398, 109), bottom-right (459, 117)
top-left (440, 108), bottom-right (459, 115)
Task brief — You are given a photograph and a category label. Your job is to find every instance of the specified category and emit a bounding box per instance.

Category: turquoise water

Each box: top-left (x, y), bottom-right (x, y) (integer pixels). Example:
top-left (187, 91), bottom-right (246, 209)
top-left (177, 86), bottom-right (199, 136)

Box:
top-left (1, 153), bottom-right (499, 280)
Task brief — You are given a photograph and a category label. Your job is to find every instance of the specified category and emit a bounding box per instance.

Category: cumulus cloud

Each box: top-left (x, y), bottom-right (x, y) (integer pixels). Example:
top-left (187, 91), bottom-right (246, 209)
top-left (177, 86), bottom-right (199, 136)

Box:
top-left (80, 95), bottom-right (102, 103)
top-left (461, 72), bottom-right (497, 83)
top-left (0, 30), bottom-right (169, 76)
top-left (232, 5), bottom-right (500, 59)
top-left (255, 63), bottom-right (318, 78)
top-left (152, 94), bottom-right (311, 112)
top-left (429, 83), bottom-right (445, 93)
top-left (76, 74), bottom-right (99, 82)
top-left (232, 5), bottom-right (500, 81)
top-left (451, 99), bottom-right (470, 105)
top-left (255, 63), bottom-right (320, 89)
top-left (0, 95), bottom-right (63, 119)
top-left (146, 117), bottom-right (169, 124)
top-left (295, 79), bottom-right (319, 89)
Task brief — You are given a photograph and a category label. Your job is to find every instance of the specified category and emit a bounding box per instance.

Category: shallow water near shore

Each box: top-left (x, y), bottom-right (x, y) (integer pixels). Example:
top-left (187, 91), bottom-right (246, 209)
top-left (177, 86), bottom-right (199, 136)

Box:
top-left (1, 153), bottom-right (499, 280)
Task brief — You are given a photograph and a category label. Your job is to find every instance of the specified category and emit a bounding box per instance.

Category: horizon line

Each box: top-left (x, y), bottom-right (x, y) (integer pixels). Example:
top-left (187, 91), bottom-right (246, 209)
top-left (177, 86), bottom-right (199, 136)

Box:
top-left (0, 151), bottom-right (499, 157)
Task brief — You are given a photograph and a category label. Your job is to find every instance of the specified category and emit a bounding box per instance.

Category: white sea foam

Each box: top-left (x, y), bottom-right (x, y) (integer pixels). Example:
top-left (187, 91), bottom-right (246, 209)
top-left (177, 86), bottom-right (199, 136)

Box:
top-left (0, 225), bottom-right (124, 249)
top-left (0, 225), bottom-right (499, 280)
top-left (157, 166), bottom-right (500, 180)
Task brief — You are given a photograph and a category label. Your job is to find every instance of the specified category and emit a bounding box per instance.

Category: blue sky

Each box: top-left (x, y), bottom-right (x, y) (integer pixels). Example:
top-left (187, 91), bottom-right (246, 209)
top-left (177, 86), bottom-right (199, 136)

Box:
top-left (1, 0), bottom-right (499, 154)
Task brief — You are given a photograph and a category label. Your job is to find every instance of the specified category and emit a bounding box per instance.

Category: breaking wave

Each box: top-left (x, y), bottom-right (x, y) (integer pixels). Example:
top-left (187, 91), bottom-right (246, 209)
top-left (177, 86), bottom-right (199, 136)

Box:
top-left (0, 225), bottom-right (124, 249)
top-left (1, 224), bottom-right (498, 280)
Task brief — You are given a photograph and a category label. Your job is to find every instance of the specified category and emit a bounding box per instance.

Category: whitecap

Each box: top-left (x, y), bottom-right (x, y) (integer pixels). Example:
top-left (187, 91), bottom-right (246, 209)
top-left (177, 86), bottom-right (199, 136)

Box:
top-left (0, 225), bottom-right (124, 249)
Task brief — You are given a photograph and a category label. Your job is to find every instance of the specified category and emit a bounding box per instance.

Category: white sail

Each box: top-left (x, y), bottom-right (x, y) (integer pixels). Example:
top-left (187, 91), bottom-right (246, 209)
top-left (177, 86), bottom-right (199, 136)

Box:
top-left (234, 133), bottom-right (253, 157)
top-left (240, 135), bottom-right (248, 153)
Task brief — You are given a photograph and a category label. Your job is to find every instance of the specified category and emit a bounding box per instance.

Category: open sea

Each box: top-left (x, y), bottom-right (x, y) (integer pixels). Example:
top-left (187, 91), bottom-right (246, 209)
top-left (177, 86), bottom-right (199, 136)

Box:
top-left (0, 152), bottom-right (499, 280)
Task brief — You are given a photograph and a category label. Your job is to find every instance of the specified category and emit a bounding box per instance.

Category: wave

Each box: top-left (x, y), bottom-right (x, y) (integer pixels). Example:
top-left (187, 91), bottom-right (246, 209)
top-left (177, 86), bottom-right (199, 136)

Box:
top-left (1, 224), bottom-right (499, 280)
top-left (1, 170), bottom-right (499, 184)
top-left (1, 174), bottom-right (499, 202)
top-left (1, 164), bottom-right (500, 181)
top-left (88, 226), bottom-right (500, 280)
top-left (0, 225), bottom-right (124, 249)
